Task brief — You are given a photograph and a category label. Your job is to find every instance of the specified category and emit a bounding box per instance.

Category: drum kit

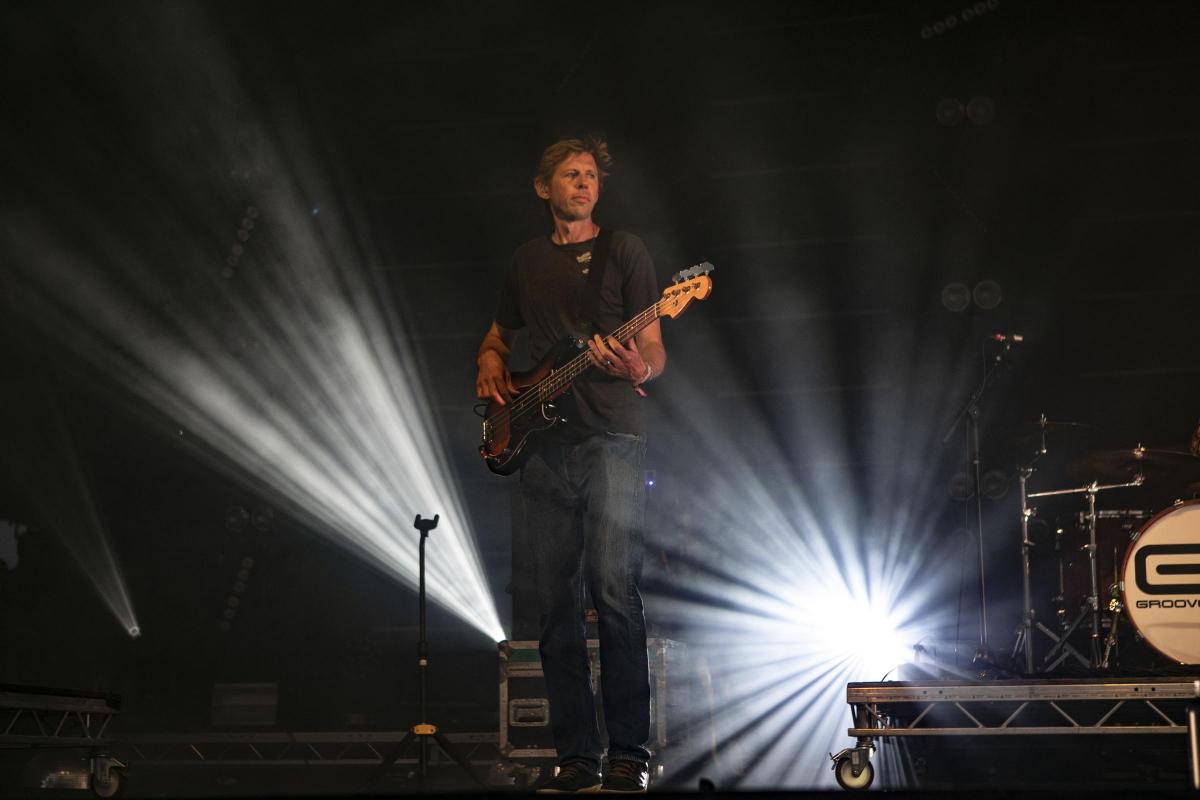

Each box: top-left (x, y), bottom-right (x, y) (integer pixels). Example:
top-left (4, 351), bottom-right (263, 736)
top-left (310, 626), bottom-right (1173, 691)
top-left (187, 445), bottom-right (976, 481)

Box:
top-left (1008, 415), bottom-right (1200, 674)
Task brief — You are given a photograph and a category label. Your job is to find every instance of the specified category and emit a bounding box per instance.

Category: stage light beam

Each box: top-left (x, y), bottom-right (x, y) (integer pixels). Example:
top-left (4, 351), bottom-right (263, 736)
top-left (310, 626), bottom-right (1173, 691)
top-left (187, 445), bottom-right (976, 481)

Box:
top-left (1, 3), bottom-right (504, 643)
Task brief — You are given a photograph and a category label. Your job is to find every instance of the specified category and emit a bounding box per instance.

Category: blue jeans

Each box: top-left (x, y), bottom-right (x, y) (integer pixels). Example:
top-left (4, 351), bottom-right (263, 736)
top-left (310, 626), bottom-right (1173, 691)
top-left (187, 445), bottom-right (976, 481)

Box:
top-left (520, 431), bottom-right (651, 770)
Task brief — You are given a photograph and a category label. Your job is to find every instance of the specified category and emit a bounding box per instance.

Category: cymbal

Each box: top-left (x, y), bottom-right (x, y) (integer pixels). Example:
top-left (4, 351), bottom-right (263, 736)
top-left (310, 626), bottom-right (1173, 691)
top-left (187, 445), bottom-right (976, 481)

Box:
top-left (1003, 419), bottom-right (1092, 453)
top-left (1004, 419), bottom-right (1092, 439)
top-left (1070, 446), bottom-right (1200, 484)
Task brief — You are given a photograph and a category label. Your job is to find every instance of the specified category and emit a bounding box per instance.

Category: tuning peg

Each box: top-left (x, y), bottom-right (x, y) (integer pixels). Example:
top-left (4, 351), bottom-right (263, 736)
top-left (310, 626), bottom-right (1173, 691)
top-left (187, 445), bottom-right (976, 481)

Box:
top-left (671, 262), bottom-right (715, 282)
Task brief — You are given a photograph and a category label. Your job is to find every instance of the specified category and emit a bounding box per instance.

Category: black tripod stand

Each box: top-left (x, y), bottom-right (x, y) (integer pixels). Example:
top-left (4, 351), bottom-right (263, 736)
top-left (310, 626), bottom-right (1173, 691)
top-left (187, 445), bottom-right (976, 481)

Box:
top-left (364, 514), bottom-right (484, 791)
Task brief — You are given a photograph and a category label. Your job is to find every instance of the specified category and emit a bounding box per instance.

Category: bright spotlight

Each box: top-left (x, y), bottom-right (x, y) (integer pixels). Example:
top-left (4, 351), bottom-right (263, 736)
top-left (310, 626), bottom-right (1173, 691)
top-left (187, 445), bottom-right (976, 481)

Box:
top-left (640, 353), bottom-right (958, 788)
top-left (807, 597), bottom-right (914, 680)
top-left (128, 625), bottom-right (142, 639)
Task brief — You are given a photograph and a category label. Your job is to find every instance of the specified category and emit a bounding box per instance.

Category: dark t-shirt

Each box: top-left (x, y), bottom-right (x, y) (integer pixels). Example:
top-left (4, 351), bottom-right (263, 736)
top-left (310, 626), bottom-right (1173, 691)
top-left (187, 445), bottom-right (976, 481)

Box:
top-left (495, 230), bottom-right (659, 438)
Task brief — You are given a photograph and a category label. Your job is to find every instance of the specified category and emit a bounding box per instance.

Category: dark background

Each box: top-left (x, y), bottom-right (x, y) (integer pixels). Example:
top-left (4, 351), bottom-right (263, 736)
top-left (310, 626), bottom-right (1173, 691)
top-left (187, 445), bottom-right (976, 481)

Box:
top-left (1, 0), bottom-right (1199, 752)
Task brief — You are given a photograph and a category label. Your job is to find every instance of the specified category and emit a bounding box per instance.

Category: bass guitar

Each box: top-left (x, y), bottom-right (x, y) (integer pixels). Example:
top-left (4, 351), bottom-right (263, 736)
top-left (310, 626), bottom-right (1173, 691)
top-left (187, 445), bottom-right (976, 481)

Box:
top-left (479, 262), bottom-right (714, 475)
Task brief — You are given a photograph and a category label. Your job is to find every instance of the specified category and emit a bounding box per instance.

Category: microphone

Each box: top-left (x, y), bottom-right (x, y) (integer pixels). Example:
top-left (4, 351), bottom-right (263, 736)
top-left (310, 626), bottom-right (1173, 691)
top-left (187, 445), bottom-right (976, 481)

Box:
top-left (989, 333), bottom-right (1025, 343)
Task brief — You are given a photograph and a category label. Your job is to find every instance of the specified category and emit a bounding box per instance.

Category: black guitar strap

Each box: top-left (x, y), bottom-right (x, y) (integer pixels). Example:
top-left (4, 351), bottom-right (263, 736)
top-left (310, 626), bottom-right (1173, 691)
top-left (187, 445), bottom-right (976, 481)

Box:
top-left (578, 228), bottom-right (613, 334)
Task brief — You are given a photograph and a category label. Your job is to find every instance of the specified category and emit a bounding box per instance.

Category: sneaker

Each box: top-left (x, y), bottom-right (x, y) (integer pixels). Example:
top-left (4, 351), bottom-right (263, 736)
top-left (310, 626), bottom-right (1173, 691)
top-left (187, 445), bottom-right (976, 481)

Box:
top-left (536, 764), bottom-right (603, 794)
top-left (600, 759), bottom-right (648, 793)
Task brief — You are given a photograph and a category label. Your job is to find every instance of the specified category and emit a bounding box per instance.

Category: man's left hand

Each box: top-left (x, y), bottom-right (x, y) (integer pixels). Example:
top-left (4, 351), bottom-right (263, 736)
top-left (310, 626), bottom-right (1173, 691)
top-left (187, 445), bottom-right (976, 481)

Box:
top-left (587, 334), bottom-right (649, 384)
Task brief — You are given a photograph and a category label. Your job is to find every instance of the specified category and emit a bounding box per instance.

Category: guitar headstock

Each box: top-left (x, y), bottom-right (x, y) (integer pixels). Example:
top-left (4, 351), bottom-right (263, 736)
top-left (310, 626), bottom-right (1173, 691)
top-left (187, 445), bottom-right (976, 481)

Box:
top-left (658, 261), bottom-right (715, 319)
top-left (671, 261), bottom-right (715, 283)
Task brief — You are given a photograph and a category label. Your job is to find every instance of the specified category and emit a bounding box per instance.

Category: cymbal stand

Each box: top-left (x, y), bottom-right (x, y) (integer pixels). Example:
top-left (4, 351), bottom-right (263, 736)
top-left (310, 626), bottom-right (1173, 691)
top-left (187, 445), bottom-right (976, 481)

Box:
top-left (1016, 465), bottom-right (1036, 673)
top-left (1084, 488), bottom-right (1102, 663)
top-left (1027, 476), bottom-right (1143, 671)
top-left (1011, 416), bottom-right (1053, 674)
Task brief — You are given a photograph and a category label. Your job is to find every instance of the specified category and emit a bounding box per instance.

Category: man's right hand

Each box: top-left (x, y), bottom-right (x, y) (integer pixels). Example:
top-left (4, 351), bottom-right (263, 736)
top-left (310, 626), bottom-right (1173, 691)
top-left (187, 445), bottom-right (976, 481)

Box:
top-left (476, 350), bottom-right (518, 406)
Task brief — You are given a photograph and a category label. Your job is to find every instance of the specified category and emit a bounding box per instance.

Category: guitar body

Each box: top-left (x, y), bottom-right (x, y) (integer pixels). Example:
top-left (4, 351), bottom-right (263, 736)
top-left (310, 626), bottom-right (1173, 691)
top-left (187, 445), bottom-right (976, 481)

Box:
top-left (480, 338), bottom-right (582, 476)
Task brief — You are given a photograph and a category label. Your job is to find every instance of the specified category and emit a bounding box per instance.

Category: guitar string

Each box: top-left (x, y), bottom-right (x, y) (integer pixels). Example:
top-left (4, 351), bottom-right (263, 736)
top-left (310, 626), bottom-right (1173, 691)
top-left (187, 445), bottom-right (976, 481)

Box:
top-left (485, 299), bottom-right (663, 433)
top-left (482, 271), bottom-right (711, 454)
top-left (522, 276), bottom-right (710, 408)
top-left (500, 302), bottom-right (658, 421)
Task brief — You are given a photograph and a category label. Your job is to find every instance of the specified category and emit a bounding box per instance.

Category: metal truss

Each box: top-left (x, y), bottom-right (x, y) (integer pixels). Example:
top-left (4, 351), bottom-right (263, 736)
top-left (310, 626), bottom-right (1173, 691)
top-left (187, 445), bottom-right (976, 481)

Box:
top-left (114, 730), bottom-right (497, 767)
top-left (846, 677), bottom-right (1200, 737)
top-left (0, 688), bottom-right (118, 746)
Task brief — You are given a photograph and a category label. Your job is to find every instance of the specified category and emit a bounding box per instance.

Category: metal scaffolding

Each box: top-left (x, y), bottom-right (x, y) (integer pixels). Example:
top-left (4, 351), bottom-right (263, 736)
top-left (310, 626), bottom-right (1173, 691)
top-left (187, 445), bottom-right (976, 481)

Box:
top-left (830, 677), bottom-right (1200, 789)
top-left (113, 730), bottom-right (497, 767)
top-left (847, 677), bottom-right (1199, 737)
top-left (0, 686), bottom-right (119, 746)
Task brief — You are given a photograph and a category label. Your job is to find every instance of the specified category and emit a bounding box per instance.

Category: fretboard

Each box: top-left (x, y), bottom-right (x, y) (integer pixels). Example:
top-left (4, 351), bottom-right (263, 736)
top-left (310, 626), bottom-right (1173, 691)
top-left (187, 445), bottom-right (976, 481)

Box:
top-left (536, 300), bottom-right (663, 401)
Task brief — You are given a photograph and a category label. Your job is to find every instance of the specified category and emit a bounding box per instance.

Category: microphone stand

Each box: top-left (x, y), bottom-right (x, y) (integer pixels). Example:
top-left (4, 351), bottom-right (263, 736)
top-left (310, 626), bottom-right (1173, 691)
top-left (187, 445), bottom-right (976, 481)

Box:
top-left (362, 514), bottom-right (485, 791)
top-left (942, 339), bottom-right (1015, 671)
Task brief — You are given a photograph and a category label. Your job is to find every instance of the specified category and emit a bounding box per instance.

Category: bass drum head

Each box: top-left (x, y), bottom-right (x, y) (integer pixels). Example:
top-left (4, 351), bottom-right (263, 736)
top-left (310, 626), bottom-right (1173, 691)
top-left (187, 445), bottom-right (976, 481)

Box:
top-left (1122, 500), bottom-right (1200, 665)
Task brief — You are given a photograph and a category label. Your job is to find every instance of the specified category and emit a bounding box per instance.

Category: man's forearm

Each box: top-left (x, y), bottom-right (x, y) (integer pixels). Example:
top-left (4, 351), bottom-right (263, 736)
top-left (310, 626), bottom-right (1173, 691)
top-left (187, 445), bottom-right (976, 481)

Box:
top-left (477, 327), bottom-right (511, 365)
top-left (640, 342), bottom-right (666, 381)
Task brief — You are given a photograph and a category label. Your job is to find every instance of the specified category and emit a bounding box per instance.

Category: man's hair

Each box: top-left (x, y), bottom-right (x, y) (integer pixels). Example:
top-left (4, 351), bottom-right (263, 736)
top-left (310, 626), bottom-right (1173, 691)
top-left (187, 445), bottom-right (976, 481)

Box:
top-left (534, 135), bottom-right (612, 189)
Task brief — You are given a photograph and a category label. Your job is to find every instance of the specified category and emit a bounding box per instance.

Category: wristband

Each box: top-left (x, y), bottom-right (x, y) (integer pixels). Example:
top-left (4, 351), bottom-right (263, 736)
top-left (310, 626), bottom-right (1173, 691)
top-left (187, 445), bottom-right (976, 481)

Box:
top-left (638, 363), bottom-right (652, 383)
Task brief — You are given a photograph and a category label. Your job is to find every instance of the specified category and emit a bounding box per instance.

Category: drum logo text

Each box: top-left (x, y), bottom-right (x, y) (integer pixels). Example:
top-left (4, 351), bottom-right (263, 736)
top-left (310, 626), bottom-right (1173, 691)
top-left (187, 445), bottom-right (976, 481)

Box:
top-left (1133, 544), bottom-right (1200, 595)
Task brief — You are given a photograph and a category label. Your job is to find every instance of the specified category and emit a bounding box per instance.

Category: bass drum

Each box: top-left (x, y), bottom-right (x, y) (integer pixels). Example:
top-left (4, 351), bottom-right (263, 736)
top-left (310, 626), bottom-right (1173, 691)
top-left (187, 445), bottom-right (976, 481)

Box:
top-left (1121, 500), bottom-right (1200, 665)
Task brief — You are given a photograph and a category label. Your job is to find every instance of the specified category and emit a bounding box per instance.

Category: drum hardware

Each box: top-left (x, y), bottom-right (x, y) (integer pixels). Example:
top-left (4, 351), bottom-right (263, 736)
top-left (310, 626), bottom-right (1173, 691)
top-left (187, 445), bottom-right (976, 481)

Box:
top-left (1100, 585), bottom-right (1123, 670)
top-left (1037, 600), bottom-right (1093, 671)
top-left (1053, 525), bottom-right (1067, 627)
top-left (1191, 680), bottom-right (1200, 791)
top-left (1054, 509), bottom-right (1149, 605)
top-left (1027, 476), bottom-right (1144, 672)
top-left (1015, 466), bottom-right (1036, 673)
top-left (1008, 415), bottom-right (1092, 674)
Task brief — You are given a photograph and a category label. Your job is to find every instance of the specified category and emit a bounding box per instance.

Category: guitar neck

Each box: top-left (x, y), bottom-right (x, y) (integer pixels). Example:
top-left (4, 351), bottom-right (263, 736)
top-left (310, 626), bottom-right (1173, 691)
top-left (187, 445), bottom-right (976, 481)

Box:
top-left (537, 301), bottom-right (662, 399)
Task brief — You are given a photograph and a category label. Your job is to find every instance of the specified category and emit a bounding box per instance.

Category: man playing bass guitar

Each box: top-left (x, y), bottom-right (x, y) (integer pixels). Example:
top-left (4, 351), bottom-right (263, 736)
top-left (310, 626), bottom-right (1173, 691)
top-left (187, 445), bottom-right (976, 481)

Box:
top-left (475, 136), bottom-right (665, 793)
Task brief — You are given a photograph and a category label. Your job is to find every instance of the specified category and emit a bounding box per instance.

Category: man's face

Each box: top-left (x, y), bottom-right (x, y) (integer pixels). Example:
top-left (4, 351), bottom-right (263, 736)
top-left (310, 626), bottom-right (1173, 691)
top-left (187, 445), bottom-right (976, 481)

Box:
top-left (536, 152), bottom-right (600, 222)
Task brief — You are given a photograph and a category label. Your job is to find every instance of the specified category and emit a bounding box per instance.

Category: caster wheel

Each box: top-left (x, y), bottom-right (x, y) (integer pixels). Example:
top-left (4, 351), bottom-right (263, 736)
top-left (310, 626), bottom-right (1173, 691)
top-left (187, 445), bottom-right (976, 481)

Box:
top-left (834, 757), bottom-right (873, 791)
top-left (91, 769), bottom-right (122, 798)
top-left (90, 755), bottom-right (126, 798)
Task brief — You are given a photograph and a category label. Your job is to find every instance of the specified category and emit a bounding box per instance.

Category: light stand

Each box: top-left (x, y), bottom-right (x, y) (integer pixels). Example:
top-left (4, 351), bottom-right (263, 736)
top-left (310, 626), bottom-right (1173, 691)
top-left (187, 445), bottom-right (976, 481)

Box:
top-left (363, 514), bottom-right (484, 791)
